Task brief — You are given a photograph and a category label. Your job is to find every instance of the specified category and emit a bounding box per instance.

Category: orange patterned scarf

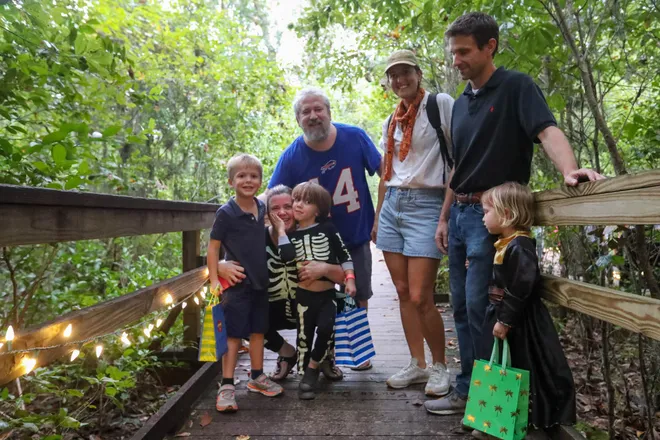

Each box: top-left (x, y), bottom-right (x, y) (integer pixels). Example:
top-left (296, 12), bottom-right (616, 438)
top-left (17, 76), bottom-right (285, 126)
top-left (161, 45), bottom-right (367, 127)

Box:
top-left (383, 88), bottom-right (426, 181)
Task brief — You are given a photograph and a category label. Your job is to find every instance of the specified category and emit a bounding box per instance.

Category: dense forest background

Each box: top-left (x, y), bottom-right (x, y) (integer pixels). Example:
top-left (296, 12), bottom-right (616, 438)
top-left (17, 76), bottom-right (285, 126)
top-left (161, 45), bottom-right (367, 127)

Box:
top-left (0, 0), bottom-right (658, 438)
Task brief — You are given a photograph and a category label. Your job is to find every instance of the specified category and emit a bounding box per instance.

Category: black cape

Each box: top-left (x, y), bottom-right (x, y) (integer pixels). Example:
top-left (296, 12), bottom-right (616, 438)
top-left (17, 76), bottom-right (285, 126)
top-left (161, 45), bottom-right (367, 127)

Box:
top-left (480, 235), bottom-right (576, 428)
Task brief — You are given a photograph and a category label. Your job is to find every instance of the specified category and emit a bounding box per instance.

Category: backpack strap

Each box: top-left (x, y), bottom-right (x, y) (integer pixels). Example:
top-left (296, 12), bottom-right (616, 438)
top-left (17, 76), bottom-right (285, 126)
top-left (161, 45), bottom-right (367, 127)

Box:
top-left (426, 93), bottom-right (454, 184)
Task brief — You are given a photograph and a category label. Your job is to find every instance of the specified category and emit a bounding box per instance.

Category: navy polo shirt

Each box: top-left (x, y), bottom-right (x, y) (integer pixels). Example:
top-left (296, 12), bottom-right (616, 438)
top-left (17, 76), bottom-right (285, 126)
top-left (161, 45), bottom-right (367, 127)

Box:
top-left (210, 197), bottom-right (268, 291)
top-left (450, 67), bottom-right (557, 194)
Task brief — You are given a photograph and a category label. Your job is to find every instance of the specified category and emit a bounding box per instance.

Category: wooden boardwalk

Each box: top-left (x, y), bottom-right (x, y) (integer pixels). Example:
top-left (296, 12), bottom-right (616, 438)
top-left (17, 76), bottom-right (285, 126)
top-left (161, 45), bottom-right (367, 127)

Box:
top-left (180, 246), bottom-right (467, 439)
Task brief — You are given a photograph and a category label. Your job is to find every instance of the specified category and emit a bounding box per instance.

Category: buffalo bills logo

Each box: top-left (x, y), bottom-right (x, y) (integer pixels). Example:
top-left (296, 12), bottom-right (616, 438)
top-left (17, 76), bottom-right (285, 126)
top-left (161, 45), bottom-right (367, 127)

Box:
top-left (320, 160), bottom-right (336, 174)
top-left (217, 321), bottom-right (223, 333)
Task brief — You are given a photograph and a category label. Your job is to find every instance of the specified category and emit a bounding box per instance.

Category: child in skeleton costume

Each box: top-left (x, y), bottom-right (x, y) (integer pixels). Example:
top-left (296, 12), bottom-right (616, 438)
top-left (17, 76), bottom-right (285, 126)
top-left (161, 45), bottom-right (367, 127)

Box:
top-left (277, 182), bottom-right (357, 400)
top-left (478, 183), bottom-right (575, 437)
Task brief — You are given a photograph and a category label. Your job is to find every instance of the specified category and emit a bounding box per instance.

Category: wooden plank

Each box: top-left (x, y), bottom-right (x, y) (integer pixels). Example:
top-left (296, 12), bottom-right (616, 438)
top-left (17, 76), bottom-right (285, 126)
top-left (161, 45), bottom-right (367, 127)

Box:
top-left (534, 186), bottom-right (660, 225)
top-left (534, 169), bottom-right (660, 202)
top-left (184, 419), bottom-right (461, 437)
top-left (0, 184), bottom-right (219, 212)
top-left (182, 231), bottom-right (202, 352)
top-left (185, 437), bottom-right (457, 440)
top-left (185, 437), bottom-right (458, 440)
top-left (540, 275), bottom-right (660, 340)
top-left (0, 267), bottom-right (209, 385)
top-left (0, 204), bottom-right (216, 246)
top-left (130, 361), bottom-right (222, 440)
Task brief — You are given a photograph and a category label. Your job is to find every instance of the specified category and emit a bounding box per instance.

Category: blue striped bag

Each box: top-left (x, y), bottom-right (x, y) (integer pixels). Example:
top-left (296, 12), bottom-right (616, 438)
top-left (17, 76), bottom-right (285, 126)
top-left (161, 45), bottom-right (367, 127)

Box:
top-left (334, 297), bottom-right (376, 367)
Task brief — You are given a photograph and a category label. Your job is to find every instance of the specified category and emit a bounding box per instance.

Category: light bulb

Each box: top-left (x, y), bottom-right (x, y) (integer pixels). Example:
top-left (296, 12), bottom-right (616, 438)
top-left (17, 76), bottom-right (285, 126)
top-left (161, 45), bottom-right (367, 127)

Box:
top-left (70, 349), bottom-right (80, 361)
top-left (156, 319), bottom-right (163, 328)
top-left (0, 342), bottom-right (3, 349)
top-left (143, 327), bottom-right (151, 338)
top-left (63, 323), bottom-right (73, 338)
top-left (193, 297), bottom-right (199, 305)
top-left (165, 294), bottom-right (173, 305)
top-left (6, 325), bottom-right (14, 342)
top-left (22, 357), bottom-right (37, 373)
top-left (95, 345), bottom-right (103, 358)
top-left (203, 267), bottom-right (209, 277)
top-left (148, 323), bottom-right (154, 332)
top-left (181, 301), bottom-right (187, 309)
top-left (120, 332), bottom-right (131, 346)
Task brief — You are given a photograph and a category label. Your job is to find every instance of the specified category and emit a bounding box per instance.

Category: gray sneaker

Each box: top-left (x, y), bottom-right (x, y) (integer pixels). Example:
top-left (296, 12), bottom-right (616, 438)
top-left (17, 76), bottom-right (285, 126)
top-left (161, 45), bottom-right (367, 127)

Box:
top-left (424, 389), bottom-right (467, 415)
top-left (425, 362), bottom-right (451, 397)
top-left (386, 358), bottom-right (430, 389)
top-left (247, 373), bottom-right (284, 397)
top-left (216, 384), bottom-right (238, 412)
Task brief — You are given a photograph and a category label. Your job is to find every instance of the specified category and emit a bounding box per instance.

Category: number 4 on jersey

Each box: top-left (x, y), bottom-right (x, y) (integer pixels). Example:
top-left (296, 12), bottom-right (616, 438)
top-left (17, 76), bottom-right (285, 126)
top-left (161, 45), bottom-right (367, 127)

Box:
top-left (333, 168), bottom-right (360, 213)
top-left (309, 168), bottom-right (360, 213)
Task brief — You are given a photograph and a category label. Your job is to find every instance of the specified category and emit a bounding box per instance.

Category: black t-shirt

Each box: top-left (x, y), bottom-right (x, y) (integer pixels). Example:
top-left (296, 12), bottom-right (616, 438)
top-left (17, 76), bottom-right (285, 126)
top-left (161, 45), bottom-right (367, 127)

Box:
top-left (450, 67), bottom-right (557, 194)
top-left (209, 197), bottom-right (268, 291)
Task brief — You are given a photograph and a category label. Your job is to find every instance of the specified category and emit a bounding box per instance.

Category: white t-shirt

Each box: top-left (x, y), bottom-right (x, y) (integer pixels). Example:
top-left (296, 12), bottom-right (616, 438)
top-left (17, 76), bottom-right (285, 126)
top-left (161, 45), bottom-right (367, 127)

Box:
top-left (379, 91), bottom-right (454, 189)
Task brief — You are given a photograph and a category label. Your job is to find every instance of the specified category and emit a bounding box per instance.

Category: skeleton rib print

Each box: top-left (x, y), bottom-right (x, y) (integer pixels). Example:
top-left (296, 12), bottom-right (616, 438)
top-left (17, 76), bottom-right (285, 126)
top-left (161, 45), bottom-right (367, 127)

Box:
top-left (266, 243), bottom-right (297, 303)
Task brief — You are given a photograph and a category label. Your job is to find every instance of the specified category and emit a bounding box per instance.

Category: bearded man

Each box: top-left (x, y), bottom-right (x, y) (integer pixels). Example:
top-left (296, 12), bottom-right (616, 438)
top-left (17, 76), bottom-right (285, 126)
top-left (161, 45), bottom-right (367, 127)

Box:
top-left (268, 88), bottom-right (382, 372)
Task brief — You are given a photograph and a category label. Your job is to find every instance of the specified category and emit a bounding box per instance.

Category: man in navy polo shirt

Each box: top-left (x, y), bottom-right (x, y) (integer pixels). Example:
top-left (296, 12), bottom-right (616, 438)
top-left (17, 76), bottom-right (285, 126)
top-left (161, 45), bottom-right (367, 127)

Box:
top-left (426, 12), bottom-right (604, 416)
top-left (268, 87), bottom-right (382, 370)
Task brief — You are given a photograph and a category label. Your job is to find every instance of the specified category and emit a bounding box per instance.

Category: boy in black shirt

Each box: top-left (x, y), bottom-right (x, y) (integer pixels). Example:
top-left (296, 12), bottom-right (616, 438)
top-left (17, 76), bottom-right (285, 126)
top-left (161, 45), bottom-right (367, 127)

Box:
top-left (207, 153), bottom-right (284, 413)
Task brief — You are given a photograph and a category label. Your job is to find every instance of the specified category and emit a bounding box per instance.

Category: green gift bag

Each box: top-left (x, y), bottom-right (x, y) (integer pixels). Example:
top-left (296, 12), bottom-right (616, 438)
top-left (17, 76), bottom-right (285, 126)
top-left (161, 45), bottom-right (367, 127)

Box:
top-left (198, 295), bottom-right (220, 362)
top-left (463, 339), bottom-right (530, 440)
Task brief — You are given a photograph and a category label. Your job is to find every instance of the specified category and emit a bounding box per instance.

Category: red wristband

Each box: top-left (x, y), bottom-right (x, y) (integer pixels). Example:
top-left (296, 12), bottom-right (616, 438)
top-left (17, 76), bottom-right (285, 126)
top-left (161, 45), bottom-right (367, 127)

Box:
top-left (344, 273), bottom-right (355, 281)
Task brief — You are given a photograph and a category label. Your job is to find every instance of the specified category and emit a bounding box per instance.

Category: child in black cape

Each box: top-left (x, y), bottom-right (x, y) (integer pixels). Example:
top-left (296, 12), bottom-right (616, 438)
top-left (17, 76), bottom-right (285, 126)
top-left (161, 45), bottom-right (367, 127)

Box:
top-left (479, 182), bottom-right (576, 437)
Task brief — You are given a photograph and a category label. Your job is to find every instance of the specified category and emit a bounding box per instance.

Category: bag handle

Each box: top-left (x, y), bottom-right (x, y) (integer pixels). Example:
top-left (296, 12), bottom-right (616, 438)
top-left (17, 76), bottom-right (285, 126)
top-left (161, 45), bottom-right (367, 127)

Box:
top-left (342, 295), bottom-right (356, 313)
top-left (488, 338), bottom-right (512, 371)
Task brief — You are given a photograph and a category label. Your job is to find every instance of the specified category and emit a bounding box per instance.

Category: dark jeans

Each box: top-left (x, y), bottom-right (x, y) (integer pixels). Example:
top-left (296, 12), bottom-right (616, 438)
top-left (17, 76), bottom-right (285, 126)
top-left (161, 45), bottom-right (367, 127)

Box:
top-left (448, 202), bottom-right (496, 397)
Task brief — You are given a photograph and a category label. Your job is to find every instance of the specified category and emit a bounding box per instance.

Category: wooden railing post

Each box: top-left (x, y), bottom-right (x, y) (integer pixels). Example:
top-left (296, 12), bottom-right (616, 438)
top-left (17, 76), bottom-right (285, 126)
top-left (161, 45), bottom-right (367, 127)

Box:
top-left (182, 230), bottom-right (202, 355)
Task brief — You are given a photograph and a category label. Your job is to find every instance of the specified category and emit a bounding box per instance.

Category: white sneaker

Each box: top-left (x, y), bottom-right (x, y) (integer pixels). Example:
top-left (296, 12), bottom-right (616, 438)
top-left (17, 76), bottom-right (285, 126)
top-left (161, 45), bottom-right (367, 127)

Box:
top-left (386, 358), bottom-right (430, 389)
top-left (424, 362), bottom-right (451, 397)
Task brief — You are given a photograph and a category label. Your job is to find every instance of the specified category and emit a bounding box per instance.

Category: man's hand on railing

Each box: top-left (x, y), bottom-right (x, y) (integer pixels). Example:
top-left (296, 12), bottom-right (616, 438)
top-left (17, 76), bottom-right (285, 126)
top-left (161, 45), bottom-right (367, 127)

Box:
top-left (564, 168), bottom-right (606, 186)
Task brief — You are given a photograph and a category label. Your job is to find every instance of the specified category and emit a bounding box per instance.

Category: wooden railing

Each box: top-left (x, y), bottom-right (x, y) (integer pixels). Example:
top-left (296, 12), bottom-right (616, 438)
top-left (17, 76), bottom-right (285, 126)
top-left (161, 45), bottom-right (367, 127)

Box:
top-left (533, 169), bottom-right (660, 341)
top-left (0, 184), bottom-right (220, 384)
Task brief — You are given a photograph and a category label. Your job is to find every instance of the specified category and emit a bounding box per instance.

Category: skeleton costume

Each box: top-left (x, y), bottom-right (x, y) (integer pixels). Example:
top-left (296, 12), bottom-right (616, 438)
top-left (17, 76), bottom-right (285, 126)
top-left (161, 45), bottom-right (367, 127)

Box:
top-left (480, 232), bottom-right (576, 429)
top-left (263, 228), bottom-right (299, 354)
top-left (278, 221), bottom-right (353, 372)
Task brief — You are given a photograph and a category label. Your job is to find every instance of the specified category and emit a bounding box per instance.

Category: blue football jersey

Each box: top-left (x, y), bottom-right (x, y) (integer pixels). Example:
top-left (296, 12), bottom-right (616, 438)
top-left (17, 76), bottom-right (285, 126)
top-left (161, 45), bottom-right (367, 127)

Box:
top-left (268, 123), bottom-right (382, 249)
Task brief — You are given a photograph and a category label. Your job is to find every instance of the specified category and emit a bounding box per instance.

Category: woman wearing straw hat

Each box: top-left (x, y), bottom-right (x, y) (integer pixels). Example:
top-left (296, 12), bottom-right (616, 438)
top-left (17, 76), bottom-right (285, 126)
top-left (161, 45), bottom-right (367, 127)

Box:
top-left (372, 49), bottom-right (454, 397)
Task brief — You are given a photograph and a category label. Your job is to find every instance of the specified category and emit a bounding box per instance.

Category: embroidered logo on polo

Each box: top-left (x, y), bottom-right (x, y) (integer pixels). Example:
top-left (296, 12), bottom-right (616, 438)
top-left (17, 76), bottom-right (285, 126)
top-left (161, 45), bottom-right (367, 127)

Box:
top-left (320, 159), bottom-right (337, 174)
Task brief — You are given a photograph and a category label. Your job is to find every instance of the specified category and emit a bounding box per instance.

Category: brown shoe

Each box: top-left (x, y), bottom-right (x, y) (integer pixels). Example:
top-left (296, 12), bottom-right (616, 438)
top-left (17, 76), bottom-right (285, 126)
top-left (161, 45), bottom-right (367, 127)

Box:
top-left (320, 358), bottom-right (344, 381)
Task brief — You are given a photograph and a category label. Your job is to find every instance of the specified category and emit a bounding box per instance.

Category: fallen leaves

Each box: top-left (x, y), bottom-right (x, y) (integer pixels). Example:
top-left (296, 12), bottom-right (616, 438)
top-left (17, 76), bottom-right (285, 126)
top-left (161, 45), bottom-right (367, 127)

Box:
top-left (236, 436), bottom-right (251, 440)
top-left (200, 412), bottom-right (212, 427)
top-left (174, 433), bottom-right (191, 437)
top-left (411, 399), bottom-right (424, 406)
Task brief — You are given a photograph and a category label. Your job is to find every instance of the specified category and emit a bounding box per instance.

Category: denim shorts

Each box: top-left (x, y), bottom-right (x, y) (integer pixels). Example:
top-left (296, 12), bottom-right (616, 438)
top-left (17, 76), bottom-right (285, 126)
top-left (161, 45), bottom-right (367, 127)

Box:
top-left (376, 187), bottom-right (445, 260)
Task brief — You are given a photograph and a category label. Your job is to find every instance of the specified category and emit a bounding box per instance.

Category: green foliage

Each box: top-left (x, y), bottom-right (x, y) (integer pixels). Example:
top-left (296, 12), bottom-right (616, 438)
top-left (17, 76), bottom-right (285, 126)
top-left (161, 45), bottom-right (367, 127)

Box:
top-left (1, 0), bottom-right (297, 200)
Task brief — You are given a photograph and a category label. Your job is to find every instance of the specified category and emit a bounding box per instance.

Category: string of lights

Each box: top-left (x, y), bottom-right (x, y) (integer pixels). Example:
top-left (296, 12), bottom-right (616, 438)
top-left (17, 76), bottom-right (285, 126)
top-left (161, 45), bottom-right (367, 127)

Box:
top-left (0, 285), bottom-right (211, 375)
